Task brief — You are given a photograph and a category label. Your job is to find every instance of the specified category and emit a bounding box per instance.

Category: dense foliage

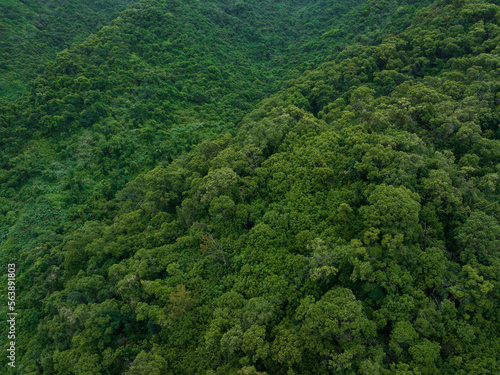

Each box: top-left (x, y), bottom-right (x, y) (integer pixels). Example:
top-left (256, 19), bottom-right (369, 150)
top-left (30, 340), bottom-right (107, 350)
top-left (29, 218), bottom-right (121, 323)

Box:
top-left (0, 0), bottom-right (420, 247)
top-left (1, 0), bottom-right (499, 374)
top-left (0, 0), bottom-right (137, 98)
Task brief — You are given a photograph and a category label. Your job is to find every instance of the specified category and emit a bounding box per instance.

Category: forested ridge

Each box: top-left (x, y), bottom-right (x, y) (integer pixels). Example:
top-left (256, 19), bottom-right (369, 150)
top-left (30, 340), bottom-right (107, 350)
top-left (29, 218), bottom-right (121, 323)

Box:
top-left (0, 0), bottom-right (138, 99)
top-left (0, 0), bottom-right (499, 374)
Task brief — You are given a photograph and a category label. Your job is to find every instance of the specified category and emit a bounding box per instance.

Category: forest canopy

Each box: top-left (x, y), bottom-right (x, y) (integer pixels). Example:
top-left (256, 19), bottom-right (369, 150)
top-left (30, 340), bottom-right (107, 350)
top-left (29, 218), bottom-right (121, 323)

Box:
top-left (0, 0), bottom-right (499, 374)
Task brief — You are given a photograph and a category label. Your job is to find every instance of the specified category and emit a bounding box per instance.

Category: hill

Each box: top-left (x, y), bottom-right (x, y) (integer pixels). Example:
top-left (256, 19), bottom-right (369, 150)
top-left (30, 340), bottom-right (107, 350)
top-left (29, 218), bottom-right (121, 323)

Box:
top-left (0, 0), bottom-right (138, 99)
top-left (0, 0), bottom-right (430, 243)
top-left (1, 0), bottom-right (499, 374)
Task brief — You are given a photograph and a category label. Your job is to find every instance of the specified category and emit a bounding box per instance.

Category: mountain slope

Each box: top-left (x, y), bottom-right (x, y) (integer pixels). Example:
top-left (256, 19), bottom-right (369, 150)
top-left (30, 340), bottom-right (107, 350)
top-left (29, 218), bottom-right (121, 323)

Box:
top-left (1, 0), bottom-right (499, 374)
top-left (0, 0), bottom-right (138, 99)
top-left (0, 0), bottom-right (433, 245)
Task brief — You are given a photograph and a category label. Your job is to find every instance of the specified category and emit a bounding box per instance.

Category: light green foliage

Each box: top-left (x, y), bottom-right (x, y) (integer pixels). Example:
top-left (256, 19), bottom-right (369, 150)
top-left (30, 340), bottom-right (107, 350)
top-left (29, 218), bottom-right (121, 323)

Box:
top-left (126, 349), bottom-right (168, 375)
top-left (295, 288), bottom-right (377, 373)
top-left (360, 184), bottom-right (421, 241)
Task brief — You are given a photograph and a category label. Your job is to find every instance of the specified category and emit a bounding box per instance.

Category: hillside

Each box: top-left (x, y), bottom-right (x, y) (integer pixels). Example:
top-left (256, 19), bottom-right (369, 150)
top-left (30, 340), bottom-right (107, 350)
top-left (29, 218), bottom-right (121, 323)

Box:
top-left (0, 0), bottom-right (429, 248)
top-left (0, 0), bottom-right (138, 99)
top-left (1, 0), bottom-right (499, 374)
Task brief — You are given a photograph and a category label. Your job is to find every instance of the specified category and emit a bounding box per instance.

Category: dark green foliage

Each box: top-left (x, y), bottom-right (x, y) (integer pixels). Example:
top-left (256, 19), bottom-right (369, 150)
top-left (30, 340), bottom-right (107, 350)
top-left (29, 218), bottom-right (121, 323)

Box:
top-left (0, 0), bottom-right (137, 99)
top-left (1, 0), bottom-right (500, 374)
